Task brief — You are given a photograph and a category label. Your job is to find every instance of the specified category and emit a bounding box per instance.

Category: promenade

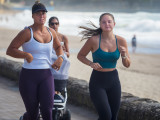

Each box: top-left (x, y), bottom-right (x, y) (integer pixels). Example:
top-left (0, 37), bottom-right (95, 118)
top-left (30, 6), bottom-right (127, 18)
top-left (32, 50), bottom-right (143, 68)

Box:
top-left (0, 75), bottom-right (97, 120)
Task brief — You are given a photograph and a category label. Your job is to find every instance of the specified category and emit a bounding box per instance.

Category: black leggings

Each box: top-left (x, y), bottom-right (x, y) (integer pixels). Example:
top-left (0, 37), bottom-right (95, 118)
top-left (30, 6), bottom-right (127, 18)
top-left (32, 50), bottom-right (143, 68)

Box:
top-left (19, 68), bottom-right (54, 120)
top-left (89, 69), bottom-right (121, 120)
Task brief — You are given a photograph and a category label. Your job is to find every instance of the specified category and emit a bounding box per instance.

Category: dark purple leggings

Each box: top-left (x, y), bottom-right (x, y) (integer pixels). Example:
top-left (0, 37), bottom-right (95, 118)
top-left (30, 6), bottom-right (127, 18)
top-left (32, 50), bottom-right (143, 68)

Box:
top-left (19, 68), bottom-right (54, 120)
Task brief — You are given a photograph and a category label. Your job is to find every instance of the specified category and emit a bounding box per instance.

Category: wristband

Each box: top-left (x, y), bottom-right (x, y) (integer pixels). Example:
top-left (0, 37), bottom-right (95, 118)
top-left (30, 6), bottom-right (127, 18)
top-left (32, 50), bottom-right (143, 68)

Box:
top-left (122, 56), bottom-right (127, 59)
top-left (58, 55), bottom-right (64, 60)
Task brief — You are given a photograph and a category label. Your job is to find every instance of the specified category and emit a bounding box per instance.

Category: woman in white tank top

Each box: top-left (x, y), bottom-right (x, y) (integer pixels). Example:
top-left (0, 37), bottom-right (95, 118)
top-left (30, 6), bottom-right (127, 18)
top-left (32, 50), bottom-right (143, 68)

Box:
top-left (6, 2), bottom-right (64, 120)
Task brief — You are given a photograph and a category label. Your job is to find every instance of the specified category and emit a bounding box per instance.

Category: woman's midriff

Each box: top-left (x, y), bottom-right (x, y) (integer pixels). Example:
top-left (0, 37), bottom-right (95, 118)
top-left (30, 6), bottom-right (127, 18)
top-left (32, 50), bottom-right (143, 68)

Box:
top-left (96, 68), bottom-right (116, 72)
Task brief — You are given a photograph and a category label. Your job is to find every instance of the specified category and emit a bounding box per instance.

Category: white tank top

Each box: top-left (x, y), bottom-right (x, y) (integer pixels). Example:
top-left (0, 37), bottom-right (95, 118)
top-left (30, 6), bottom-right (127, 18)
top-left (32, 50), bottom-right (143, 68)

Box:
top-left (22, 27), bottom-right (53, 69)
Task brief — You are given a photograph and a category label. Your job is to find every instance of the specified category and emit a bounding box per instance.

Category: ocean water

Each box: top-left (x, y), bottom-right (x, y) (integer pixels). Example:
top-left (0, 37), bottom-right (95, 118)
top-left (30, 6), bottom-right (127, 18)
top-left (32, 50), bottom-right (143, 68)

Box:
top-left (0, 10), bottom-right (160, 54)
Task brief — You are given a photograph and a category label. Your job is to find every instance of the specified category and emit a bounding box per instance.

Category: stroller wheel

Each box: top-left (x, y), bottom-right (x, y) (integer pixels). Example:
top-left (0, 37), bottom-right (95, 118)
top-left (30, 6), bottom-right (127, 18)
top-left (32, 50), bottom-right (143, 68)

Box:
top-left (52, 108), bottom-right (60, 120)
top-left (63, 109), bottom-right (71, 120)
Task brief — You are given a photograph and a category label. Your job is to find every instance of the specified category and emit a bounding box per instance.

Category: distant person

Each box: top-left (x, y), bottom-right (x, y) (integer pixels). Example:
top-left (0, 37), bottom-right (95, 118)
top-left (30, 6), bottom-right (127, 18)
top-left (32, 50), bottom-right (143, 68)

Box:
top-left (6, 1), bottom-right (64, 120)
top-left (49, 16), bottom-right (70, 92)
top-left (77, 13), bottom-right (131, 120)
top-left (131, 34), bottom-right (137, 53)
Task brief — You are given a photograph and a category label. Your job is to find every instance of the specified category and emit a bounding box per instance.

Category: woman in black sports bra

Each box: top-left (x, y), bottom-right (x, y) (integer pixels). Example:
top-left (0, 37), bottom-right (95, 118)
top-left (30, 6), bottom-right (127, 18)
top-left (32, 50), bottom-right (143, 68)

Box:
top-left (77, 13), bottom-right (131, 120)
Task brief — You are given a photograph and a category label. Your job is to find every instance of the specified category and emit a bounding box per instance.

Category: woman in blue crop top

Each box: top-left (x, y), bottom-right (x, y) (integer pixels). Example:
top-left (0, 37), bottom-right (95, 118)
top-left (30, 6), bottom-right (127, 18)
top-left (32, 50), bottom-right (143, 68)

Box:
top-left (77, 13), bottom-right (131, 120)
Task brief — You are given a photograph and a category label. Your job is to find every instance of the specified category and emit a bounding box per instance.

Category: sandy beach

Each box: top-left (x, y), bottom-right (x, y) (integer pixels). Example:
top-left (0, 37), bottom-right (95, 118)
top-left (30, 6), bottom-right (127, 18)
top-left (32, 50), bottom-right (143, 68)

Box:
top-left (0, 25), bottom-right (160, 103)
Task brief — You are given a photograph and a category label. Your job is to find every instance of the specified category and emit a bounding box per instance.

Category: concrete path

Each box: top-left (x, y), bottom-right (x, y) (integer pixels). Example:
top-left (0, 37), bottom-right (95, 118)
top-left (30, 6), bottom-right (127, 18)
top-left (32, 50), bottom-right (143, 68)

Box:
top-left (0, 75), bottom-right (98, 120)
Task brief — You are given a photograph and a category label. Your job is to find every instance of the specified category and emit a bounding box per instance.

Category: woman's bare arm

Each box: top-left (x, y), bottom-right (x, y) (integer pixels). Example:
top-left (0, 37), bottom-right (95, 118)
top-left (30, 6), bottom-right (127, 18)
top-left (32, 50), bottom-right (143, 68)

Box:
top-left (63, 35), bottom-right (70, 57)
top-left (117, 36), bottom-right (131, 68)
top-left (6, 29), bottom-right (33, 63)
top-left (77, 37), bottom-right (102, 70)
top-left (51, 29), bottom-right (63, 56)
top-left (50, 28), bottom-right (64, 70)
top-left (77, 38), bottom-right (93, 66)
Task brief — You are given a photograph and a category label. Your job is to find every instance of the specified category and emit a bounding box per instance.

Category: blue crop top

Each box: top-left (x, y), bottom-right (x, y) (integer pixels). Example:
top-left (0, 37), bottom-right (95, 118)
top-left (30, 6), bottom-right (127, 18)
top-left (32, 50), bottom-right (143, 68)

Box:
top-left (92, 34), bottom-right (120, 68)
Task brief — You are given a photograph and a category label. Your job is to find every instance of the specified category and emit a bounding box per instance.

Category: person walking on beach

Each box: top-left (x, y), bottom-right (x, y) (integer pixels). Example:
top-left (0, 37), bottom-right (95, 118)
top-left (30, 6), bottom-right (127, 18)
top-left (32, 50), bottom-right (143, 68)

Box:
top-left (131, 34), bottom-right (137, 53)
top-left (77, 13), bottom-right (131, 120)
top-left (6, 1), bottom-right (64, 120)
top-left (49, 16), bottom-right (70, 92)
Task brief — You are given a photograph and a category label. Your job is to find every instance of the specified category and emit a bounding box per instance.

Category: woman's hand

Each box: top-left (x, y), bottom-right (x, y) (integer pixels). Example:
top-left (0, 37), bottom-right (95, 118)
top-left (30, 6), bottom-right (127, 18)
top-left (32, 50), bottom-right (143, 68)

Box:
top-left (52, 57), bottom-right (63, 71)
top-left (119, 46), bottom-right (127, 57)
top-left (119, 44), bottom-right (130, 68)
top-left (25, 53), bottom-right (33, 63)
top-left (90, 62), bottom-right (102, 70)
top-left (117, 36), bottom-right (131, 68)
top-left (62, 45), bottom-right (66, 51)
top-left (65, 52), bottom-right (70, 58)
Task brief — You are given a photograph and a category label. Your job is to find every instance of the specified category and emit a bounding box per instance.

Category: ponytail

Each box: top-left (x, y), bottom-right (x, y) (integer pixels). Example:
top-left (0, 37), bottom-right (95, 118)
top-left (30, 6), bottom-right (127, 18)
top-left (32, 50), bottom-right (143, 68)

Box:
top-left (79, 13), bottom-right (115, 41)
top-left (35, 0), bottom-right (40, 4)
top-left (79, 21), bottom-right (102, 41)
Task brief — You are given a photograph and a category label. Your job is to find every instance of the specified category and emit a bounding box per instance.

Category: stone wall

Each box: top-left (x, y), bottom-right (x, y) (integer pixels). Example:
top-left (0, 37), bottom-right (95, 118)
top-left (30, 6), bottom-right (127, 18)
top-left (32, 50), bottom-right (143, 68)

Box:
top-left (0, 56), bottom-right (22, 82)
top-left (0, 56), bottom-right (160, 120)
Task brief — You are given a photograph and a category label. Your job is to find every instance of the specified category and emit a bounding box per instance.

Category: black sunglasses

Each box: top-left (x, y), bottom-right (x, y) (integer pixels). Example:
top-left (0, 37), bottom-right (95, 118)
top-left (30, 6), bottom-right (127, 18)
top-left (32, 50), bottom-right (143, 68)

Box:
top-left (50, 22), bottom-right (59, 26)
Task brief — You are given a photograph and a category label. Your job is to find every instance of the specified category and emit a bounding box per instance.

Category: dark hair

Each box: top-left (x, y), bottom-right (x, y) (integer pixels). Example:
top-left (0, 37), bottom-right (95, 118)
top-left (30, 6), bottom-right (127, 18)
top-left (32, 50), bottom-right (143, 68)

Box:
top-left (79, 13), bottom-right (115, 41)
top-left (48, 16), bottom-right (59, 26)
top-left (32, 1), bottom-right (47, 14)
top-left (99, 13), bottom-right (115, 22)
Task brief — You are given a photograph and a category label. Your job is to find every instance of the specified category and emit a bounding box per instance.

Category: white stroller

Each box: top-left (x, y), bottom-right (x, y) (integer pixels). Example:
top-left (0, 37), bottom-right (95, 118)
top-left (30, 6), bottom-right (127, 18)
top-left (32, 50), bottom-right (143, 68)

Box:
top-left (52, 86), bottom-right (71, 120)
top-left (51, 49), bottom-right (71, 120)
